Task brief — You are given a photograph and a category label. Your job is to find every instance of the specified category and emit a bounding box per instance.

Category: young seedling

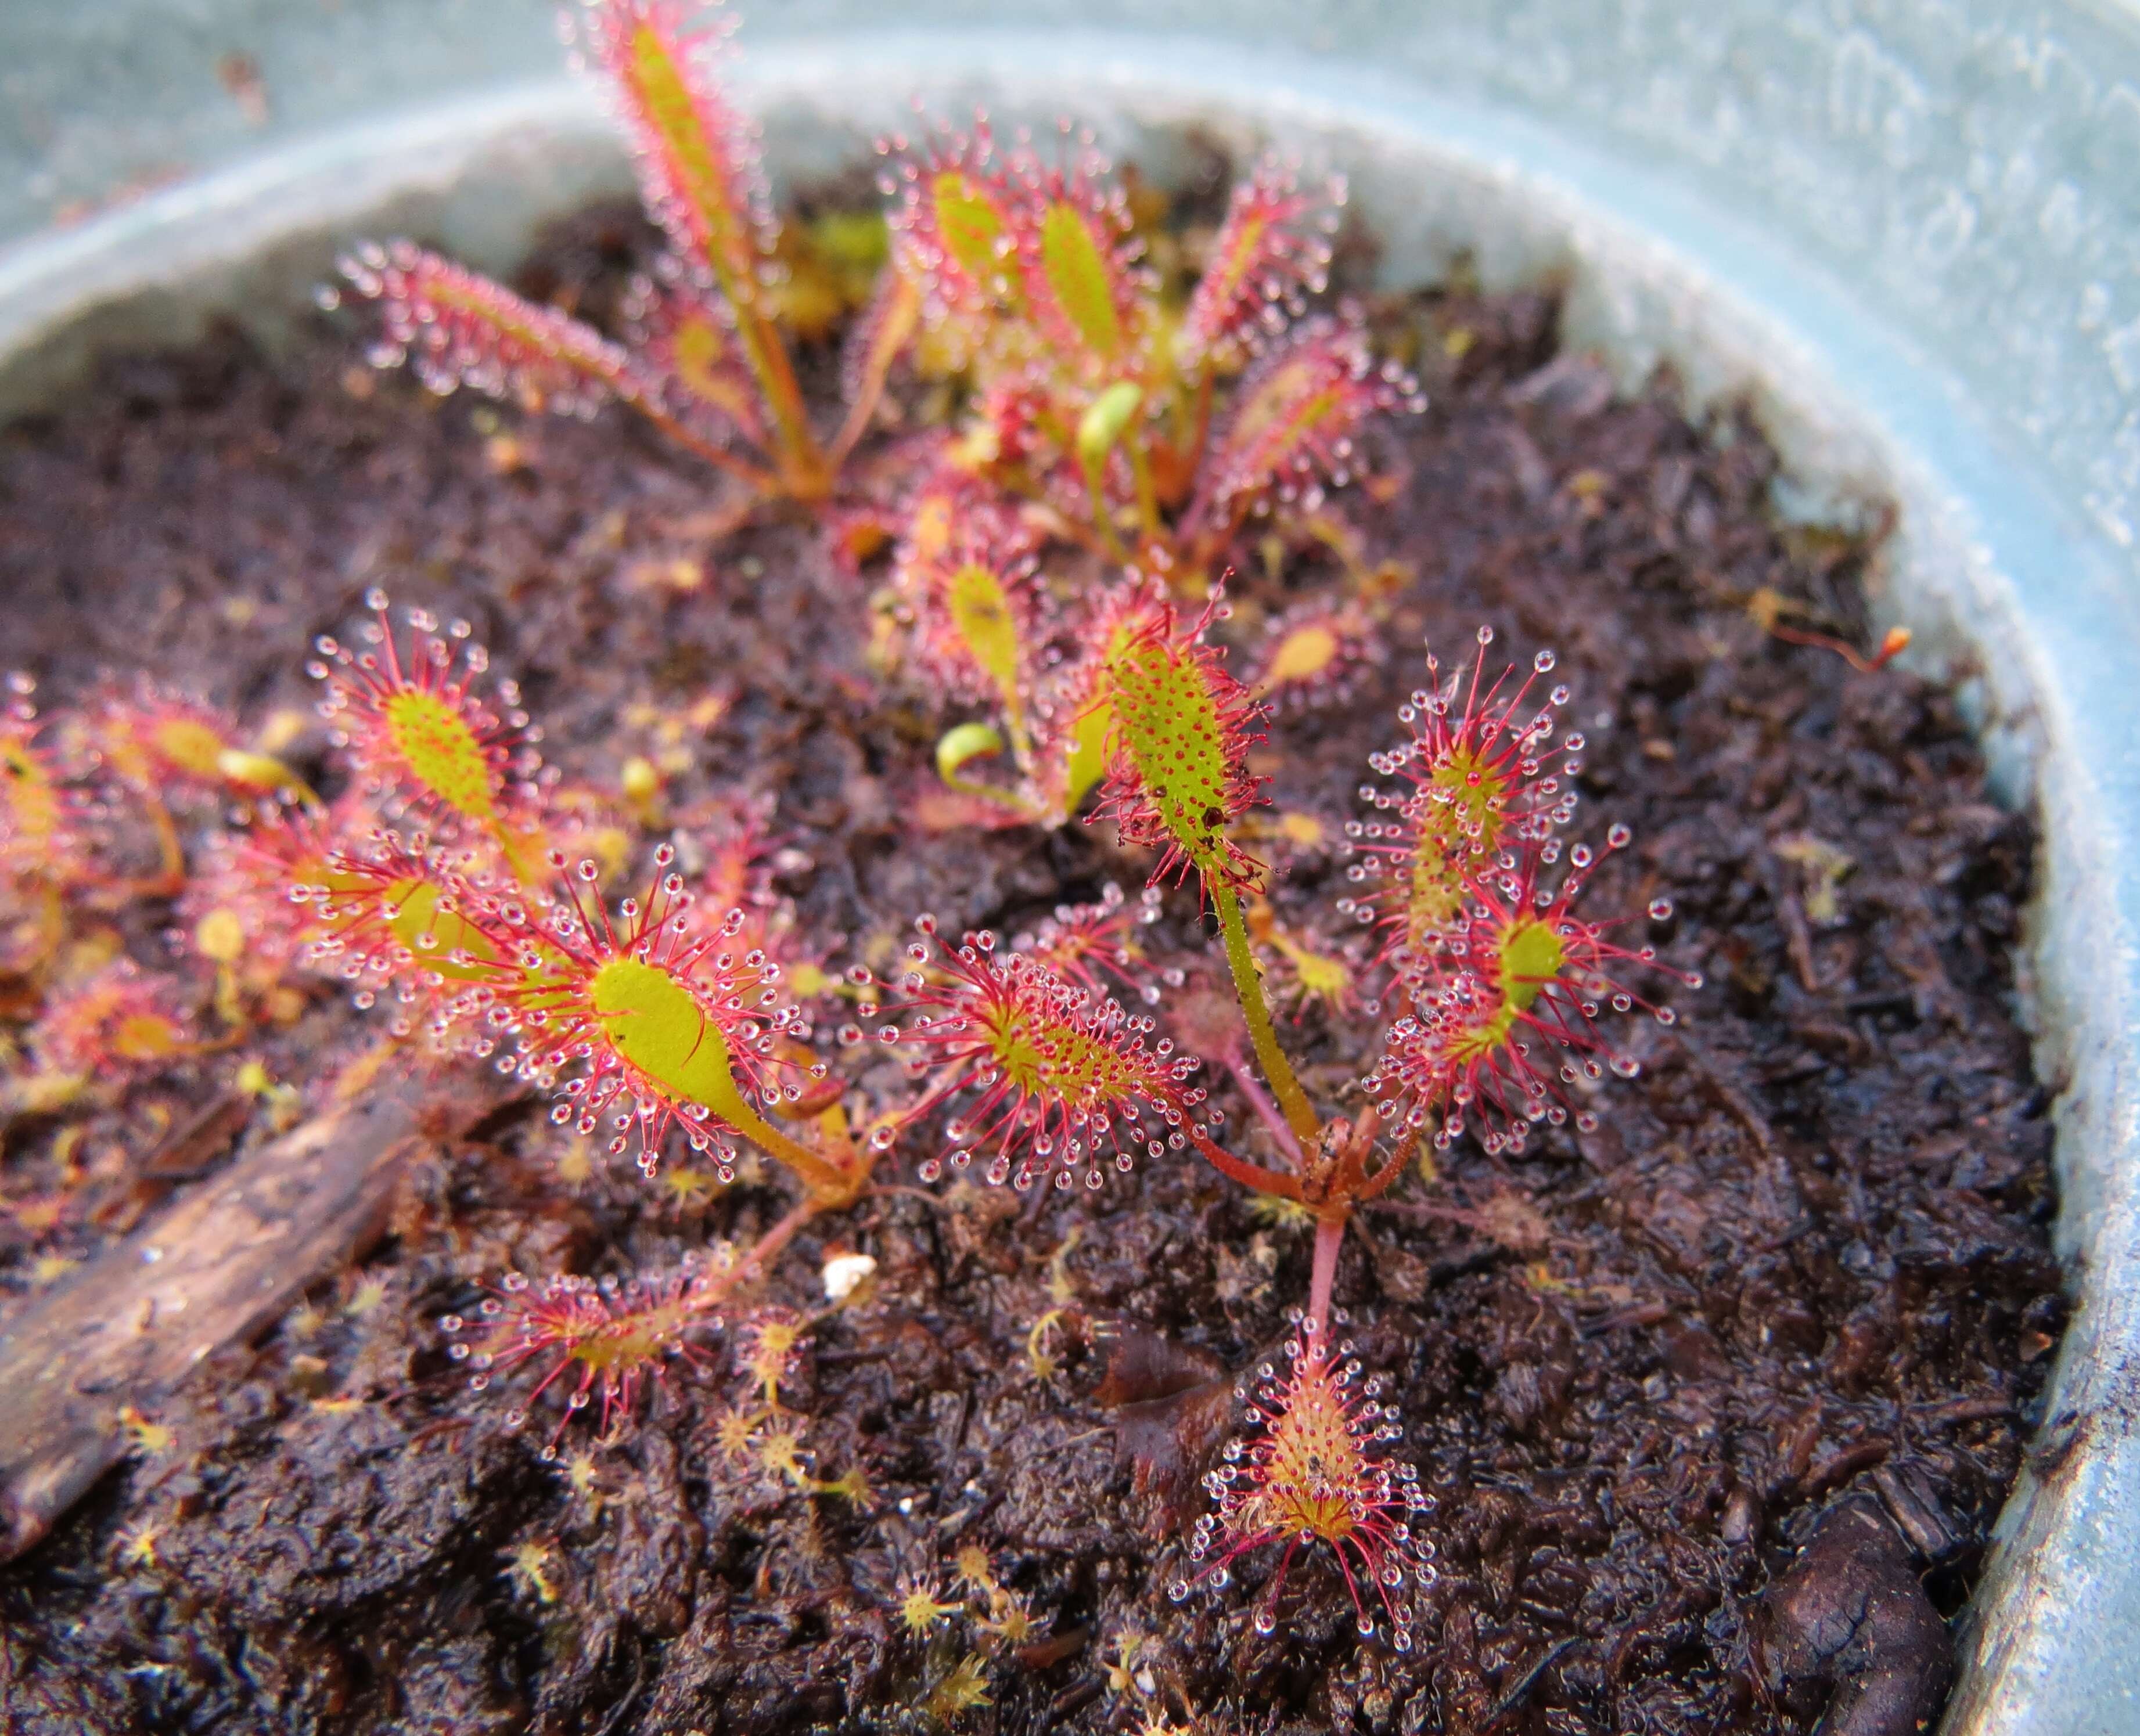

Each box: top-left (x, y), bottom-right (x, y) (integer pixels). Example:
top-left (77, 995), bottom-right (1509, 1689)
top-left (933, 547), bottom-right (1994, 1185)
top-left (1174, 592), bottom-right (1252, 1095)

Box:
top-left (1362, 831), bottom-right (1699, 1157)
top-left (703, 1305), bottom-right (858, 1496)
top-left (30, 961), bottom-right (199, 1081)
top-left (896, 1572), bottom-right (963, 1637)
top-left (468, 846), bottom-right (871, 1204)
top-left (1012, 881), bottom-right (1166, 1004)
top-left (310, 592), bottom-right (547, 879)
top-left (880, 919), bottom-right (1205, 1194)
top-left (335, 0), bottom-right (913, 505)
top-left (1247, 598), bottom-right (1386, 716)
top-left (0, 675), bottom-right (86, 970)
top-left (1339, 629), bottom-right (1582, 981)
top-left (883, 129), bottom-right (1417, 583)
top-left (1169, 1313), bottom-right (1435, 1646)
top-left (443, 1263), bottom-right (724, 1452)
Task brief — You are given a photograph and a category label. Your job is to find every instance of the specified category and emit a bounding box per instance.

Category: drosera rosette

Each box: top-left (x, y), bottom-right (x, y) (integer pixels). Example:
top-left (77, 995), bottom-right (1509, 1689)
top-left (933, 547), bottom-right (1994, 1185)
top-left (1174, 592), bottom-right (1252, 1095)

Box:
top-left (1084, 607), bottom-right (1633, 1345)
top-left (1178, 313), bottom-right (1426, 569)
top-left (881, 110), bottom-right (1151, 384)
top-left (1, 672), bottom-right (93, 895)
top-left (1338, 627), bottom-right (1584, 982)
top-left (879, 120), bottom-right (1411, 578)
top-left (465, 845), bottom-right (872, 1206)
top-left (874, 917), bottom-right (1210, 1194)
top-left (1169, 1312), bottom-right (1435, 1648)
top-left (1176, 155), bottom-right (1346, 375)
top-left (1089, 586), bottom-right (1270, 896)
top-left (280, 687), bottom-right (875, 1204)
top-left (1362, 827), bottom-right (1701, 1157)
top-left (29, 959), bottom-right (201, 1081)
top-left (1012, 881), bottom-right (1168, 1005)
top-left (441, 1258), bottom-right (726, 1454)
top-left (300, 827), bottom-right (527, 1042)
top-left (1247, 597), bottom-right (1387, 717)
top-left (87, 680), bottom-right (307, 805)
top-left (308, 591), bottom-right (548, 874)
top-left (333, 1), bottom-right (901, 503)
top-left (177, 800), bottom-right (346, 1019)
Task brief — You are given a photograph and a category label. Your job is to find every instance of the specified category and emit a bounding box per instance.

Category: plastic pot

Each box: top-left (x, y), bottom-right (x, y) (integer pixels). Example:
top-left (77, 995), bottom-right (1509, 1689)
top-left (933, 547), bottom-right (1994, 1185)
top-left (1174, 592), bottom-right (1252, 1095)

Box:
top-left (2, 5), bottom-right (2136, 1731)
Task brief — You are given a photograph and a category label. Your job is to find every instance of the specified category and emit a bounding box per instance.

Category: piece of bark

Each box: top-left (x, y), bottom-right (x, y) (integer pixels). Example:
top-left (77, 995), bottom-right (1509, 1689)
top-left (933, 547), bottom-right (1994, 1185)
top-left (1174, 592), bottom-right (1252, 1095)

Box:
top-left (1751, 1493), bottom-right (1954, 1736)
top-left (0, 1079), bottom-right (440, 1561)
top-left (138, 1090), bottom-right (253, 1179)
top-left (95, 1089), bottom-right (255, 1236)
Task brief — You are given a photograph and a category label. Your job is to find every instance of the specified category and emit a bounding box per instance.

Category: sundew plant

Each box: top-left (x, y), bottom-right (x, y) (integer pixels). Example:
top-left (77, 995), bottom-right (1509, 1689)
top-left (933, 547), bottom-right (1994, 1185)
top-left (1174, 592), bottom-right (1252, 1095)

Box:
top-left (0, 0), bottom-right (1731, 1668)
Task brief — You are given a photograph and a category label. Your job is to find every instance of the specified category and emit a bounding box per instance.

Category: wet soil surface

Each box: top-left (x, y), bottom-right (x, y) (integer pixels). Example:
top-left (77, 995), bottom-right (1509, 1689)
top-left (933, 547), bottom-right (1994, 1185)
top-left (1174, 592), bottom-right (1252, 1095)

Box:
top-left (0, 205), bottom-right (2061, 1734)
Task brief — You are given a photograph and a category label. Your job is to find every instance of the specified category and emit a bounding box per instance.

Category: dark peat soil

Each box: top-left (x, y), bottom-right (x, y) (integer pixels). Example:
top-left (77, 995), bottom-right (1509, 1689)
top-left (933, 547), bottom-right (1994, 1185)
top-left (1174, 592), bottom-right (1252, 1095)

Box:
top-left (0, 206), bottom-right (2062, 1735)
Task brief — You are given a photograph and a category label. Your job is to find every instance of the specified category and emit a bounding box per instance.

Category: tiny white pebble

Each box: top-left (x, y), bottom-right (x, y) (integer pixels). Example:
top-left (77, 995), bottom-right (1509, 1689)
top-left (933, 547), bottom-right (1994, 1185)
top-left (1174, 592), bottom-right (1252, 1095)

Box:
top-left (821, 1251), bottom-right (877, 1303)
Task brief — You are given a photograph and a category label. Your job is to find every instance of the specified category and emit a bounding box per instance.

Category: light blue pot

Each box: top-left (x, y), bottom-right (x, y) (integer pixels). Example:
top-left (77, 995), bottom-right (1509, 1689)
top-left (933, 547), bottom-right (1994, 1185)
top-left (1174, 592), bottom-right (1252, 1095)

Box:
top-left (3, 5), bottom-right (2137, 1731)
